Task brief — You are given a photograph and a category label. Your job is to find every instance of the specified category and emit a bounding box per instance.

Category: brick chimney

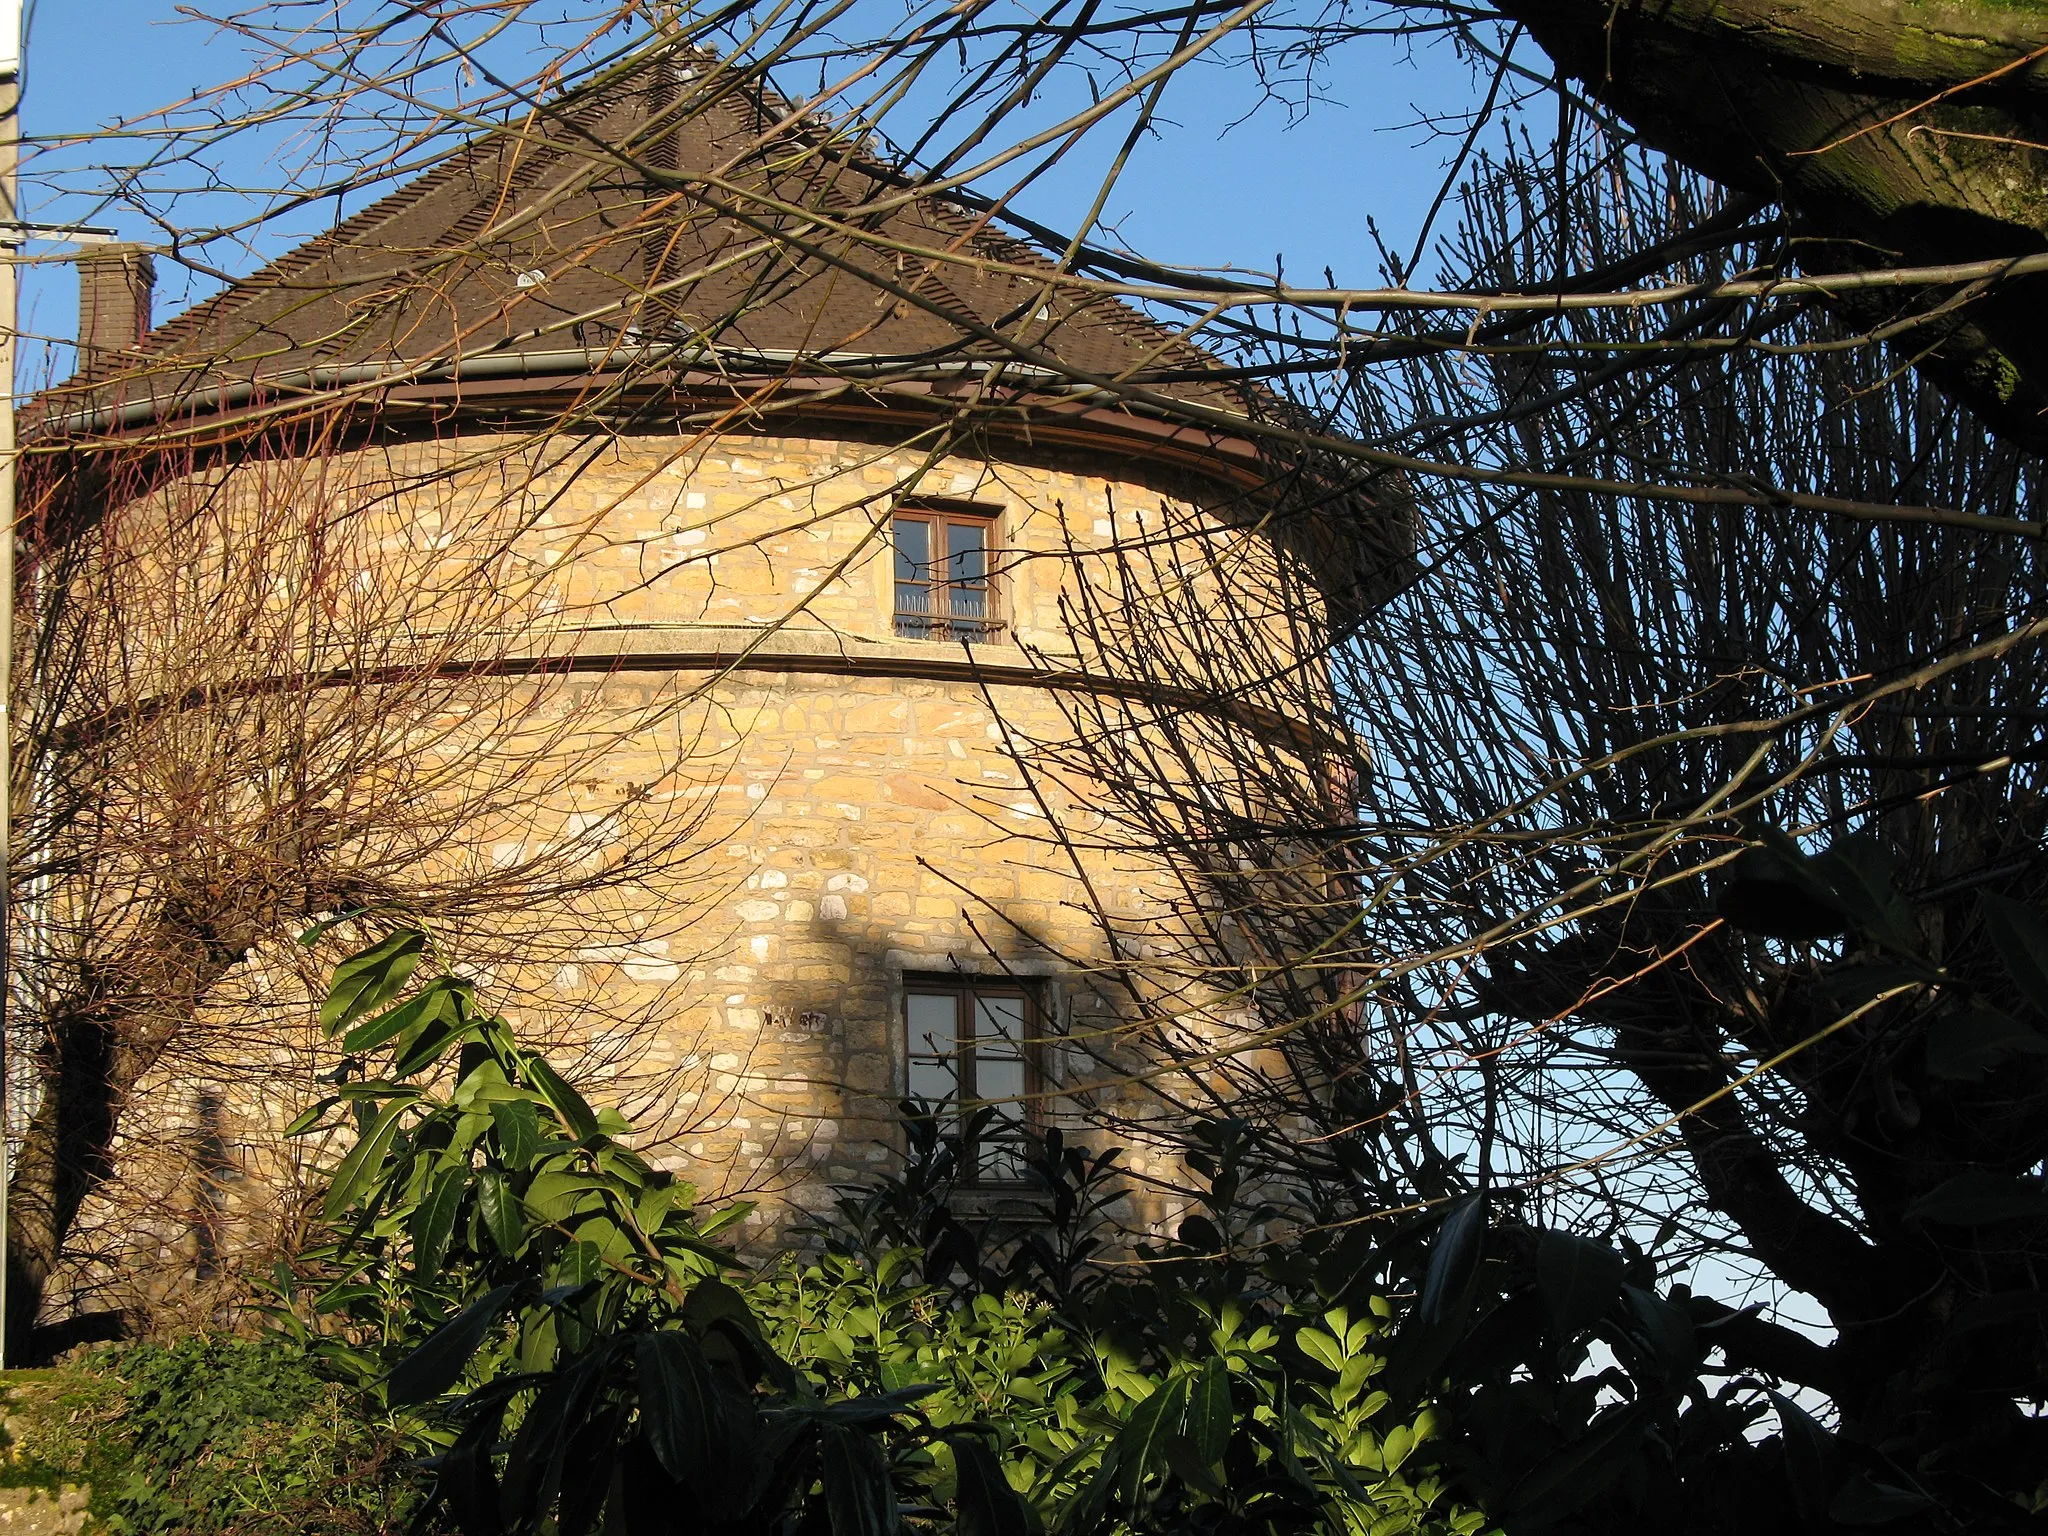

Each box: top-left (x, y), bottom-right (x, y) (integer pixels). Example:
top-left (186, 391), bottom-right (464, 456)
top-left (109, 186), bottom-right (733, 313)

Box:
top-left (76, 243), bottom-right (155, 378)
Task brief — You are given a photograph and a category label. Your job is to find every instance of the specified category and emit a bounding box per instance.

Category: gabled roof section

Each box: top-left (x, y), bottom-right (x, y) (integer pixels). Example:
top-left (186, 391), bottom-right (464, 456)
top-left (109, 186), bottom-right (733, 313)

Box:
top-left (121, 47), bottom-right (1251, 420)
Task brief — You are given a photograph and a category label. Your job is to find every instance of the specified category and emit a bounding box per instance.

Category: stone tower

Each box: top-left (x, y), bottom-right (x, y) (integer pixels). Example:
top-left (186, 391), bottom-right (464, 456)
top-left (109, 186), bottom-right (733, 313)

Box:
top-left (26, 48), bottom-right (1404, 1314)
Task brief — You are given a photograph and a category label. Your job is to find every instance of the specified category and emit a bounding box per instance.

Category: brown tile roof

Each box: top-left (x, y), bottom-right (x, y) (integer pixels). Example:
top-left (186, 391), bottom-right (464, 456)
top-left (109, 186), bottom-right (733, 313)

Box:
top-left (123, 48), bottom-right (1253, 420)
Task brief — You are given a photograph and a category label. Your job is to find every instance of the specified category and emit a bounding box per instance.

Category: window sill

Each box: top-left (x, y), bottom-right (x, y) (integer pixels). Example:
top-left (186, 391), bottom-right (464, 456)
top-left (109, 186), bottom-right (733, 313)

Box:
top-left (941, 1183), bottom-right (1054, 1216)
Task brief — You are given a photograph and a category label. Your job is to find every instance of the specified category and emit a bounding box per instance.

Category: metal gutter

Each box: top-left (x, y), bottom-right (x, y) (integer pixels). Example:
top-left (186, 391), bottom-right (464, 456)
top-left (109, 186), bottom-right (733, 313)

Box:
top-left (41, 346), bottom-right (1255, 439)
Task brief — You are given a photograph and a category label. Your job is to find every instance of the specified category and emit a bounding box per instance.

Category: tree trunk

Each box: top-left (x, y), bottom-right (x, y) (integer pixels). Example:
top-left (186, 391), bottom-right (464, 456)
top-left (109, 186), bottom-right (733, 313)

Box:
top-left (6, 910), bottom-right (253, 1360)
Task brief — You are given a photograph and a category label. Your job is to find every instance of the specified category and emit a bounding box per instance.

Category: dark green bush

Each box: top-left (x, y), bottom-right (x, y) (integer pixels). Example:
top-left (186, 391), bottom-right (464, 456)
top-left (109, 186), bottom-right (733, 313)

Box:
top-left (1, 1336), bottom-right (422, 1535)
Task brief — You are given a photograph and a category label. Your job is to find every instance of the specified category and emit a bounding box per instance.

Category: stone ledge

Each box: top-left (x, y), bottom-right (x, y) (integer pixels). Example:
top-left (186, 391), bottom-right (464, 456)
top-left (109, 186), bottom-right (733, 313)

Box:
top-left (460, 623), bottom-right (1325, 746)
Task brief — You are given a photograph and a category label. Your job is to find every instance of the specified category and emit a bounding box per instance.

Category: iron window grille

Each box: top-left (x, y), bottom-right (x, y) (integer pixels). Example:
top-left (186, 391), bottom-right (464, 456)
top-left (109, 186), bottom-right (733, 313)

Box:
top-left (893, 501), bottom-right (1003, 641)
top-left (904, 979), bottom-right (1039, 1184)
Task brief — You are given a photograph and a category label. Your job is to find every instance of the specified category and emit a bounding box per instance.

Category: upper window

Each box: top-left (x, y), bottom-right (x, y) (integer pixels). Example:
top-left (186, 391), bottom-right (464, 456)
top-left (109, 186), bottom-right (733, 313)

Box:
top-left (904, 979), bottom-right (1038, 1183)
top-left (893, 501), bottom-right (1002, 642)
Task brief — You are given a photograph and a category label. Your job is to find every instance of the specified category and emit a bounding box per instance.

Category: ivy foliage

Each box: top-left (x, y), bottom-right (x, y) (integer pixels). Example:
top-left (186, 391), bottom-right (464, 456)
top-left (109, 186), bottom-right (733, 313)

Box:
top-left (280, 928), bottom-right (1493, 1536)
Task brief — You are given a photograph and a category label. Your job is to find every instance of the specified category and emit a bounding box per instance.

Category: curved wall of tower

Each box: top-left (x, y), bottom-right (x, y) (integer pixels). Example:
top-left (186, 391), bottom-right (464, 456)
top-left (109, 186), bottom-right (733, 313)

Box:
top-left (51, 415), bottom-right (1339, 1314)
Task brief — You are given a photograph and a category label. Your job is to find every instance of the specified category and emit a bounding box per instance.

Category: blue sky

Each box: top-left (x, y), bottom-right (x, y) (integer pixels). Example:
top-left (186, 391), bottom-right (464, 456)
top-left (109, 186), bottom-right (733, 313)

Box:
top-left (17, 1), bottom-right (1490, 367)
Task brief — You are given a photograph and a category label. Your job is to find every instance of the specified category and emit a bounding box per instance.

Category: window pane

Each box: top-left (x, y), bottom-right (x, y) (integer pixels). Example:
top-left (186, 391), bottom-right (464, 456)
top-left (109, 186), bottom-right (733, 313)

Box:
top-left (906, 985), bottom-right (1037, 1182)
top-left (893, 516), bottom-right (929, 581)
top-left (908, 992), bottom-right (960, 1056)
top-left (974, 994), bottom-right (1026, 1050)
top-left (908, 1056), bottom-right (958, 1104)
top-left (976, 1054), bottom-right (1025, 1105)
top-left (977, 1134), bottom-right (1029, 1183)
top-left (947, 520), bottom-right (986, 583)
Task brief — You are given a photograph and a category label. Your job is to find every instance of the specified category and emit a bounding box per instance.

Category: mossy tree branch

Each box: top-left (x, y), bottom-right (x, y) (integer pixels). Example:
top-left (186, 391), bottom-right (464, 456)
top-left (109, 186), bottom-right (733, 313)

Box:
top-left (1493, 0), bottom-right (2048, 446)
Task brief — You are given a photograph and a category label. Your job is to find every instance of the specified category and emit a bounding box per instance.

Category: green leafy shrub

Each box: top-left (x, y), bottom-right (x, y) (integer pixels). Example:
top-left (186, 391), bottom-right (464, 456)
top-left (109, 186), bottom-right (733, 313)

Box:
top-left (281, 927), bottom-right (1495, 1536)
top-left (754, 1247), bottom-right (1484, 1536)
top-left (0, 1337), bottom-right (420, 1535)
top-left (281, 927), bottom-right (980, 1536)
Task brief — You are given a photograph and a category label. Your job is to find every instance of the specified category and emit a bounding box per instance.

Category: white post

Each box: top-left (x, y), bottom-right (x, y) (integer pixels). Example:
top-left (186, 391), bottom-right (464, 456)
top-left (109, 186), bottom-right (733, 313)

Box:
top-left (0, 0), bottom-right (23, 1374)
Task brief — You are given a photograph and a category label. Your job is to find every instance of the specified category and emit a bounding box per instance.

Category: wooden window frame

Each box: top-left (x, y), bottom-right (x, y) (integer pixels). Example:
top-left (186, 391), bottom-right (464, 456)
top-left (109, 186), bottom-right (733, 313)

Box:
top-left (892, 499), bottom-right (1004, 642)
top-left (902, 977), bottom-right (1041, 1187)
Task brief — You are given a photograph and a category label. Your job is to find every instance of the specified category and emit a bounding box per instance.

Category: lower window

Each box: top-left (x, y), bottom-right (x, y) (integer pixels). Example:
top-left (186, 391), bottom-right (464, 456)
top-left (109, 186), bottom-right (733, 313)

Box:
top-left (904, 980), bottom-right (1037, 1183)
